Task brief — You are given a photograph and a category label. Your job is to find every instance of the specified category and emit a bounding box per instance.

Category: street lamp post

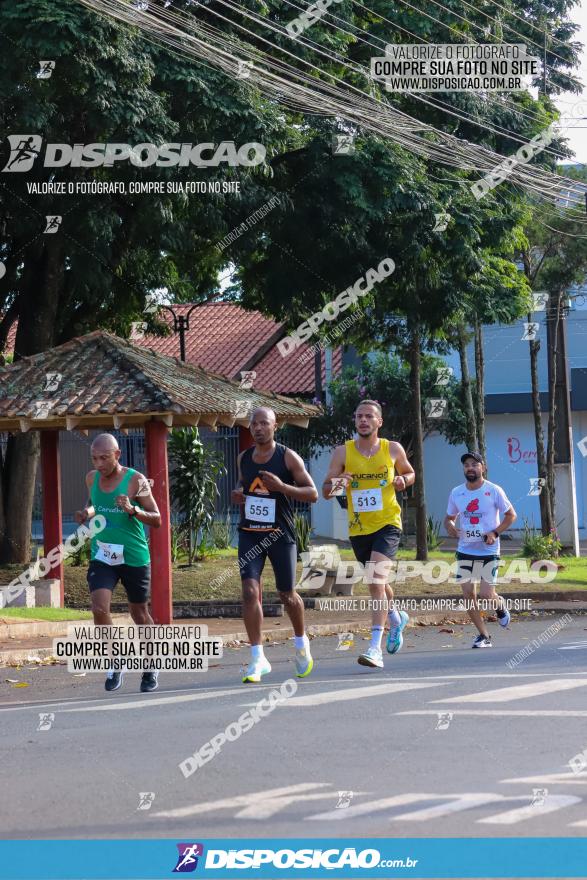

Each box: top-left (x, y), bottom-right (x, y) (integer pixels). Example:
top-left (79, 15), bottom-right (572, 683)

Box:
top-left (160, 304), bottom-right (199, 362)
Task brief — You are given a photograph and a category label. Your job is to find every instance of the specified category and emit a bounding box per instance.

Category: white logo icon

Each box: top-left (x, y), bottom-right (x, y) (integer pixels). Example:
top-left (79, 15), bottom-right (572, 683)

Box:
top-left (436, 712), bottom-right (453, 730)
top-left (237, 60), bottom-right (252, 79)
top-left (32, 400), bottom-right (54, 419)
top-left (336, 633), bottom-right (354, 652)
top-left (234, 399), bottom-right (251, 419)
top-left (144, 293), bottom-right (159, 315)
top-left (137, 791), bottom-right (156, 810)
top-left (136, 478), bottom-right (155, 498)
top-left (239, 371), bottom-right (256, 389)
top-left (425, 398), bottom-right (448, 419)
top-left (43, 372), bottom-right (63, 392)
top-left (332, 135), bottom-right (355, 155)
top-left (530, 787), bottom-right (548, 807)
top-left (528, 477), bottom-right (546, 496)
top-left (532, 292), bottom-right (549, 311)
top-left (433, 212), bottom-right (451, 232)
top-left (37, 713), bottom-right (55, 731)
top-left (44, 216), bottom-right (62, 234)
top-left (130, 321), bottom-right (148, 340)
top-left (435, 366), bottom-right (453, 386)
top-left (522, 322), bottom-right (540, 341)
top-left (2, 135), bottom-right (43, 173)
top-left (335, 790), bottom-right (354, 809)
top-left (37, 61), bottom-right (56, 79)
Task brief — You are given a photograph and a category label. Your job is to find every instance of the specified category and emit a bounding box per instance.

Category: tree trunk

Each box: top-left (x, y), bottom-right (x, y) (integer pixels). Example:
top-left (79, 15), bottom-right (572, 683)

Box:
top-left (474, 318), bottom-right (487, 464)
top-left (456, 321), bottom-right (478, 452)
top-left (0, 240), bottom-right (63, 564)
top-left (407, 320), bottom-right (428, 561)
top-left (528, 313), bottom-right (553, 534)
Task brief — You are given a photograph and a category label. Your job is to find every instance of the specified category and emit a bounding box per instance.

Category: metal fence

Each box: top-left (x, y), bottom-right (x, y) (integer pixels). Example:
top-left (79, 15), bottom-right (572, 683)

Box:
top-left (1, 427), bottom-right (311, 542)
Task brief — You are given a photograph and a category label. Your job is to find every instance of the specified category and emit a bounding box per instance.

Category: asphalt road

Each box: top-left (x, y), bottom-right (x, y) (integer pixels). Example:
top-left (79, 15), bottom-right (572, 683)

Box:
top-left (2, 614), bottom-right (587, 841)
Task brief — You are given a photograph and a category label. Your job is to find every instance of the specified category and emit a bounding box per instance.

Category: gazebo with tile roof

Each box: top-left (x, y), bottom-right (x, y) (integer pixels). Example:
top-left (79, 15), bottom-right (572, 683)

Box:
top-left (0, 331), bottom-right (319, 622)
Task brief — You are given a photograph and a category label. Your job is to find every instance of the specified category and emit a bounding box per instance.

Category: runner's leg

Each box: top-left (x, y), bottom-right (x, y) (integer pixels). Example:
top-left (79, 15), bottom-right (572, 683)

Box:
top-left (457, 557), bottom-right (490, 643)
top-left (239, 532), bottom-right (271, 682)
top-left (478, 557), bottom-right (510, 628)
top-left (271, 539), bottom-right (313, 677)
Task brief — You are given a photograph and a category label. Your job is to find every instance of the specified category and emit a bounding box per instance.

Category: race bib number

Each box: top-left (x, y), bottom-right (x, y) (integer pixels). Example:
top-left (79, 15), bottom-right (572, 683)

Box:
top-left (245, 495), bottom-right (276, 524)
top-left (96, 541), bottom-right (125, 566)
top-left (351, 488), bottom-right (383, 512)
top-left (462, 527), bottom-right (484, 543)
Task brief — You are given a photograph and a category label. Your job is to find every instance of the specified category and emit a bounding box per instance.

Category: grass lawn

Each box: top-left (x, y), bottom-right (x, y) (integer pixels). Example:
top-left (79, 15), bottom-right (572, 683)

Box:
top-left (0, 607), bottom-right (93, 621)
top-left (1, 547), bottom-right (585, 612)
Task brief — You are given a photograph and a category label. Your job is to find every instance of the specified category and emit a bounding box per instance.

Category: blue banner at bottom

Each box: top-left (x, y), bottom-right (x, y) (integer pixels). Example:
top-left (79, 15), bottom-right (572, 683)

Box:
top-left (1, 838), bottom-right (586, 880)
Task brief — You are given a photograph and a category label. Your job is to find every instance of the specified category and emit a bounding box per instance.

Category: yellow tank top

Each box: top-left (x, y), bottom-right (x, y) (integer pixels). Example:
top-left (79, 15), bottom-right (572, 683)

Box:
top-left (344, 438), bottom-right (402, 536)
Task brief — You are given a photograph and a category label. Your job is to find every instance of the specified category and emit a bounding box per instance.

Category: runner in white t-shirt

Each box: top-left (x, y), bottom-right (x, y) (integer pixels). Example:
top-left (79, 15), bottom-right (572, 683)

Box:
top-left (444, 452), bottom-right (517, 648)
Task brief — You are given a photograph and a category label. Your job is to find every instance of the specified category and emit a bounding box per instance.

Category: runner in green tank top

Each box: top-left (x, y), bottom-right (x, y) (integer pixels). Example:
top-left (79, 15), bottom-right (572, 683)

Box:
top-left (75, 433), bottom-right (161, 694)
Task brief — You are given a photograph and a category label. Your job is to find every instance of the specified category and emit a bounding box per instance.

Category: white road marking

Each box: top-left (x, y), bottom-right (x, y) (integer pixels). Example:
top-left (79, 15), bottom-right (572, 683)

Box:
top-left (398, 710), bottom-right (587, 717)
top-left (390, 794), bottom-right (503, 822)
top-left (2, 671), bottom-right (587, 713)
top-left (478, 795), bottom-right (581, 824)
top-left (273, 681), bottom-right (448, 708)
top-left (501, 772), bottom-right (587, 785)
top-left (309, 792), bottom-right (583, 826)
top-left (433, 679), bottom-right (587, 703)
top-left (309, 794), bottom-right (436, 822)
top-left (153, 783), bottom-right (333, 819)
top-left (60, 688), bottom-right (240, 712)
top-left (558, 643), bottom-right (587, 650)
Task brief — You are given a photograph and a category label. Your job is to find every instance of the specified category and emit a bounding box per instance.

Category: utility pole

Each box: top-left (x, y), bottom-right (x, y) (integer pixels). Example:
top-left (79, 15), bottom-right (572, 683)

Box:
top-left (546, 294), bottom-right (580, 555)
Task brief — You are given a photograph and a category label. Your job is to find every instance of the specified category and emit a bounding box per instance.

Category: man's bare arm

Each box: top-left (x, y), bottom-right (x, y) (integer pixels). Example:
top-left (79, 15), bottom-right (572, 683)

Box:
top-left (322, 446), bottom-right (352, 499)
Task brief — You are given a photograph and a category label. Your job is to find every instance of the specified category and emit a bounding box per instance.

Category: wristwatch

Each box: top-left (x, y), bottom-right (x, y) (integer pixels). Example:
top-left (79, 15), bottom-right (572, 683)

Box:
top-left (493, 530), bottom-right (500, 539)
top-left (128, 506), bottom-right (138, 517)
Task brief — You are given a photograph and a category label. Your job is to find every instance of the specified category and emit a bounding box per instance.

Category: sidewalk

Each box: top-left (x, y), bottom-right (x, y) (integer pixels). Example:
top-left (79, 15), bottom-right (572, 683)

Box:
top-left (2, 599), bottom-right (586, 666)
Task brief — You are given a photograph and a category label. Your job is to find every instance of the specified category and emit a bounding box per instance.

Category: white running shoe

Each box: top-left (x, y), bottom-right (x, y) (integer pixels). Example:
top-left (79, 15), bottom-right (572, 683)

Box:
top-left (242, 657), bottom-right (272, 683)
top-left (472, 634), bottom-right (492, 648)
top-left (295, 645), bottom-right (314, 678)
top-left (358, 647), bottom-right (384, 668)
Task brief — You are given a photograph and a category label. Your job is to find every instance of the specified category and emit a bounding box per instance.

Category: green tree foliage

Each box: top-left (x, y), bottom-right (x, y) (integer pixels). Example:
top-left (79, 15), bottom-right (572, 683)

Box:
top-left (168, 428), bottom-right (227, 564)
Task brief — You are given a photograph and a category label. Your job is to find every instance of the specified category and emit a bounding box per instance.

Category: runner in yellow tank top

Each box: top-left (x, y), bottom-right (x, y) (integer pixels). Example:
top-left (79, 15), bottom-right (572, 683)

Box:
top-left (323, 400), bottom-right (415, 668)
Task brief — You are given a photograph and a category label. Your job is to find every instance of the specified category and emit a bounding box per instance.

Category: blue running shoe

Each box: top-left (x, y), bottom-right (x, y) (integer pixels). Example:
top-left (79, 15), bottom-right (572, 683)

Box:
top-left (497, 606), bottom-right (511, 628)
top-left (386, 610), bottom-right (409, 654)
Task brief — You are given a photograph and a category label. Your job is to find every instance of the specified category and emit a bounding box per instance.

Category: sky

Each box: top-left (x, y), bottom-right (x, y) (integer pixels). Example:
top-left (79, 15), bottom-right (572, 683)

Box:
top-left (554, 0), bottom-right (587, 162)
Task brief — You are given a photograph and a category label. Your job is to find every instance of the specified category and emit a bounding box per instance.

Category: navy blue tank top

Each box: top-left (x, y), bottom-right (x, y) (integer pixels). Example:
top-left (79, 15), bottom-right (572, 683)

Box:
top-left (239, 443), bottom-right (296, 543)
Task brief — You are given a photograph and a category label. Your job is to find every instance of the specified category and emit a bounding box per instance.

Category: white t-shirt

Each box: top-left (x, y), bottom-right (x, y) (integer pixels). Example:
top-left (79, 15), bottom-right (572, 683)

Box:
top-left (446, 480), bottom-right (512, 556)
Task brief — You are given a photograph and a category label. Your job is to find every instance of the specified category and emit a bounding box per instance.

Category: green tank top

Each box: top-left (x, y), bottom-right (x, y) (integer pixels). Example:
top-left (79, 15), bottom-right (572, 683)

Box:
top-left (90, 468), bottom-right (150, 567)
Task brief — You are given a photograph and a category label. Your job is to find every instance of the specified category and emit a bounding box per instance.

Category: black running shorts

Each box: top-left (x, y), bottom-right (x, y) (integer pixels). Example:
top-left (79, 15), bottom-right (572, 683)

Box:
top-left (350, 524), bottom-right (402, 565)
top-left (238, 530), bottom-right (297, 592)
top-left (87, 560), bottom-right (151, 604)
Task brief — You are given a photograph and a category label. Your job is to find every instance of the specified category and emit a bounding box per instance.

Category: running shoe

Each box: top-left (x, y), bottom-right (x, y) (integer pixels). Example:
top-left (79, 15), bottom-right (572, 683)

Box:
top-left (242, 658), bottom-right (272, 683)
top-left (295, 645), bottom-right (314, 678)
top-left (105, 670), bottom-right (123, 692)
top-left (497, 606), bottom-right (511, 628)
top-left (472, 634), bottom-right (492, 648)
top-left (386, 610), bottom-right (409, 654)
top-left (358, 647), bottom-right (384, 668)
top-left (140, 671), bottom-right (159, 693)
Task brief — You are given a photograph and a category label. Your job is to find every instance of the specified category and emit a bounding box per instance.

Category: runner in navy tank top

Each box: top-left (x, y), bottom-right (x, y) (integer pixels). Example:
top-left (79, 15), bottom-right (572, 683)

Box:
top-left (232, 406), bottom-right (319, 683)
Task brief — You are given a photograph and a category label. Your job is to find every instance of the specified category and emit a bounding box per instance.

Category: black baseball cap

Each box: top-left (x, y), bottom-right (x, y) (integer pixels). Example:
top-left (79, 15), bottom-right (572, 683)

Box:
top-left (461, 451), bottom-right (484, 464)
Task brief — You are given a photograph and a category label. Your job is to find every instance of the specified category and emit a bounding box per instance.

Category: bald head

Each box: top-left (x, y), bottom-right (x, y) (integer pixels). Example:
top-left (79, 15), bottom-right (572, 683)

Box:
top-left (91, 433), bottom-right (121, 476)
top-left (249, 407), bottom-right (277, 446)
top-left (91, 433), bottom-right (120, 453)
top-left (250, 407), bottom-right (276, 425)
